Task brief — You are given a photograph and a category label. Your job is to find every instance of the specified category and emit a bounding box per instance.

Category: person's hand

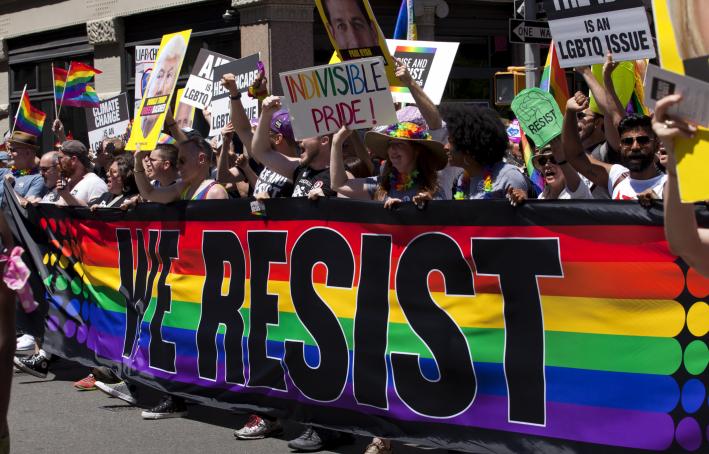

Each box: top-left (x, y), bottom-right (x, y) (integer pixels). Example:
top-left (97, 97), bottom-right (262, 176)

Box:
top-left (4, 173), bottom-right (15, 186)
top-left (56, 177), bottom-right (70, 195)
top-left (220, 73), bottom-right (239, 97)
top-left (52, 119), bottom-right (64, 134)
top-left (89, 204), bottom-right (100, 212)
top-left (254, 191), bottom-right (271, 201)
top-left (307, 187), bottom-right (325, 200)
top-left (261, 95), bottom-right (282, 115)
top-left (412, 191), bottom-right (432, 209)
top-left (395, 58), bottom-right (414, 86)
top-left (120, 195), bottom-right (141, 211)
top-left (235, 153), bottom-right (248, 169)
top-left (566, 91), bottom-right (589, 113)
top-left (203, 104), bottom-right (212, 124)
top-left (384, 197), bottom-right (402, 210)
top-left (26, 196), bottom-right (40, 206)
top-left (651, 94), bottom-right (697, 143)
top-left (637, 188), bottom-right (658, 208)
top-left (573, 65), bottom-right (592, 77)
top-left (602, 53), bottom-right (619, 81)
top-left (507, 187), bottom-right (528, 206)
top-left (134, 143), bottom-right (149, 165)
top-left (333, 126), bottom-right (353, 145)
top-left (222, 122), bottom-right (235, 140)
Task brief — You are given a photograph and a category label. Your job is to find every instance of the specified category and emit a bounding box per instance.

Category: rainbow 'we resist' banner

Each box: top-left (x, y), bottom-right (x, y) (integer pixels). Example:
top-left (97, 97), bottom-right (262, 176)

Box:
top-left (6, 194), bottom-right (709, 453)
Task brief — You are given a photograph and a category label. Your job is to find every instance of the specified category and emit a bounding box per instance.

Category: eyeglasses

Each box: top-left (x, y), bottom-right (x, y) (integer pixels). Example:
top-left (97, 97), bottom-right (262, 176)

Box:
top-left (533, 154), bottom-right (557, 169)
top-left (620, 135), bottom-right (654, 147)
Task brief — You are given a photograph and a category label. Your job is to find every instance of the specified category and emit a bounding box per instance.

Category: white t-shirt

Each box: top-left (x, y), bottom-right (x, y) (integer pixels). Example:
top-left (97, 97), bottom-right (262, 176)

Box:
top-left (539, 180), bottom-right (592, 200)
top-left (57, 172), bottom-right (108, 206)
top-left (608, 164), bottom-right (667, 200)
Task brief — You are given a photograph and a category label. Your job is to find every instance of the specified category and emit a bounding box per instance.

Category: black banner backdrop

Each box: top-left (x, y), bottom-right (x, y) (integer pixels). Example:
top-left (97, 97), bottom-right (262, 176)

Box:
top-left (5, 192), bottom-right (709, 453)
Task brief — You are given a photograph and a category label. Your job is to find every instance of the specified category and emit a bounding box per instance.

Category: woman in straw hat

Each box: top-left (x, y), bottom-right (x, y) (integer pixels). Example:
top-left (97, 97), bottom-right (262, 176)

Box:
top-left (330, 122), bottom-right (448, 209)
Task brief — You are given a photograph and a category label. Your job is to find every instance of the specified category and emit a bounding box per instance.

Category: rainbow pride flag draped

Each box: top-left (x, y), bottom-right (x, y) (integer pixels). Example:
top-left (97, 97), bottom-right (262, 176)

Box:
top-left (393, 0), bottom-right (416, 40)
top-left (520, 129), bottom-right (544, 193)
top-left (60, 62), bottom-right (102, 108)
top-left (539, 43), bottom-right (569, 114)
top-left (15, 90), bottom-right (46, 136)
top-left (9, 193), bottom-right (707, 453)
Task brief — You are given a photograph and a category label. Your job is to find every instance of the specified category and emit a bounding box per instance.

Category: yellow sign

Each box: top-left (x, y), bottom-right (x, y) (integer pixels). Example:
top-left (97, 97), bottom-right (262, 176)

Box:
top-left (315, 0), bottom-right (400, 88)
top-left (652, 0), bottom-right (709, 202)
top-left (126, 29), bottom-right (192, 151)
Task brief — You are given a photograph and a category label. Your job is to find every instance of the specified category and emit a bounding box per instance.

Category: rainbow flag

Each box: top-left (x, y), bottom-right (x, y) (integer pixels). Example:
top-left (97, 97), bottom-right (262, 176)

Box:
top-left (53, 66), bottom-right (67, 103)
top-left (627, 60), bottom-right (649, 115)
top-left (539, 43), bottom-right (569, 114)
top-left (15, 90), bottom-right (46, 136)
top-left (393, 0), bottom-right (416, 40)
top-left (61, 62), bottom-right (102, 108)
top-left (520, 129), bottom-right (544, 193)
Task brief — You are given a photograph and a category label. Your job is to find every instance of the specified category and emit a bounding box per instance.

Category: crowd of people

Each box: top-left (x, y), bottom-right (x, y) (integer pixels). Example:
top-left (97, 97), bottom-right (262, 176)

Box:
top-left (2, 51), bottom-right (707, 454)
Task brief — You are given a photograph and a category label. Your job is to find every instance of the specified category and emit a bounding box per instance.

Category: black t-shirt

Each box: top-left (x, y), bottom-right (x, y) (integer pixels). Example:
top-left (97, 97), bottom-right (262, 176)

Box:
top-left (89, 192), bottom-right (132, 208)
top-left (254, 167), bottom-right (294, 198)
top-left (291, 165), bottom-right (336, 198)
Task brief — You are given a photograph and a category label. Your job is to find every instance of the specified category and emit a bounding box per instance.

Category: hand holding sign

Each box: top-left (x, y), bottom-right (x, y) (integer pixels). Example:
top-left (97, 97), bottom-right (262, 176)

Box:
top-left (652, 94), bottom-right (697, 143)
top-left (395, 58), bottom-right (414, 87)
top-left (511, 88), bottom-right (564, 147)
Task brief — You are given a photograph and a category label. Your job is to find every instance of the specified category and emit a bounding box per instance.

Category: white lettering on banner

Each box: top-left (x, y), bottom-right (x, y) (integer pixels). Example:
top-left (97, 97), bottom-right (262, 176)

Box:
top-left (548, 7), bottom-right (655, 68)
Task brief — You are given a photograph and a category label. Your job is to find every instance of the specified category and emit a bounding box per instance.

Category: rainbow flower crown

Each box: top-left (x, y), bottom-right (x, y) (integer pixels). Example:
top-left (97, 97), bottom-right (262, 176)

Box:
top-left (381, 122), bottom-right (432, 141)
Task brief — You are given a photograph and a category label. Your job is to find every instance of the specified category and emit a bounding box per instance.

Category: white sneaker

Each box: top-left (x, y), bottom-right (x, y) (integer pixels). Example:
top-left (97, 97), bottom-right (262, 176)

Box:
top-left (95, 381), bottom-right (138, 405)
top-left (15, 334), bottom-right (35, 352)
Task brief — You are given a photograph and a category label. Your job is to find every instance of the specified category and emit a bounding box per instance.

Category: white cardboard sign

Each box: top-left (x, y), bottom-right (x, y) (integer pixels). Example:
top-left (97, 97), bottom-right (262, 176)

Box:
top-left (279, 57), bottom-right (397, 140)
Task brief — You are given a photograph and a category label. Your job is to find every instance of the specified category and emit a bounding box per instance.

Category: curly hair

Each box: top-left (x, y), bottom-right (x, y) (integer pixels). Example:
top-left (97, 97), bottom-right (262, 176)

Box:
top-left (112, 152), bottom-right (137, 195)
top-left (441, 104), bottom-right (508, 166)
top-left (618, 114), bottom-right (653, 137)
top-left (373, 143), bottom-right (438, 201)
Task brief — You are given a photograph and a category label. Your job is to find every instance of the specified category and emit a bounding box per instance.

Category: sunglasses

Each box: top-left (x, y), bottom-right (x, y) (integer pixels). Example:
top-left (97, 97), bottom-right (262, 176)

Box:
top-left (533, 154), bottom-right (557, 169)
top-left (621, 135), bottom-right (653, 147)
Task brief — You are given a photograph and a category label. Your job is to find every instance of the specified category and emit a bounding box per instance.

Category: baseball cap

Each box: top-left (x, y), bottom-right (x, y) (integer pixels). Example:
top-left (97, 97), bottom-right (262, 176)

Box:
top-left (270, 110), bottom-right (295, 143)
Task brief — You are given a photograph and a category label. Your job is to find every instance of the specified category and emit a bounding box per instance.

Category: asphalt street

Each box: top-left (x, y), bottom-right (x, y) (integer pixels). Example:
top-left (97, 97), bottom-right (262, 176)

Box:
top-left (8, 356), bottom-right (448, 454)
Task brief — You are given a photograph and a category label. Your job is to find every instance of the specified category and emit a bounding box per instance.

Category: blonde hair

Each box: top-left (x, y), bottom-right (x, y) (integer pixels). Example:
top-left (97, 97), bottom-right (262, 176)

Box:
top-left (670, 0), bottom-right (707, 58)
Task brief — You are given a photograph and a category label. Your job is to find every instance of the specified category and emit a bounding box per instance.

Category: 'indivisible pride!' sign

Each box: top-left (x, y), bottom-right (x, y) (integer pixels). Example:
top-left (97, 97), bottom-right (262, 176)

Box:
top-left (280, 57), bottom-right (397, 140)
top-left (544, 0), bottom-right (655, 68)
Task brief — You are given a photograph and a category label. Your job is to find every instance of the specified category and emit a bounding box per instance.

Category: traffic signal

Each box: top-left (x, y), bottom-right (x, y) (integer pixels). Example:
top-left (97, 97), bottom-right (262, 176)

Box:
top-left (494, 67), bottom-right (526, 106)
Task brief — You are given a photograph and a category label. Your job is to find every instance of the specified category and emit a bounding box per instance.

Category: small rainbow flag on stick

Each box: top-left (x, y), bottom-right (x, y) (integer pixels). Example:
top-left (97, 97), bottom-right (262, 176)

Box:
top-left (58, 61), bottom-right (102, 111)
top-left (52, 64), bottom-right (67, 116)
top-left (14, 86), bottom-right (46, 136)
top-left (520, 129), bottom-right (544, 194)
top-left (539, 42), bottom-right (570, 114)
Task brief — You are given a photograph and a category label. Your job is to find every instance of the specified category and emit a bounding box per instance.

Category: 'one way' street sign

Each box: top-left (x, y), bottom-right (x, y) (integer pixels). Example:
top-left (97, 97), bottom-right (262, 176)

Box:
top-left (509, 19), bottom-right (551, 44)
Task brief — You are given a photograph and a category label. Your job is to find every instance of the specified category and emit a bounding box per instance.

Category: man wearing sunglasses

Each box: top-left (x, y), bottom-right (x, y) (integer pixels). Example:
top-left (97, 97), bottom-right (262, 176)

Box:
top-left (564, 92), bottom-right (667, 201)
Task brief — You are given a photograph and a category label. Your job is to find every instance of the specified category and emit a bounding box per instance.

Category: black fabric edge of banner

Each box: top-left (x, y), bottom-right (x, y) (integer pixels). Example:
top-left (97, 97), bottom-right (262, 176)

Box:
top-left (543, 0), bottom-right (645, 21)
top-left (23, 197), bottom-right (706, 228)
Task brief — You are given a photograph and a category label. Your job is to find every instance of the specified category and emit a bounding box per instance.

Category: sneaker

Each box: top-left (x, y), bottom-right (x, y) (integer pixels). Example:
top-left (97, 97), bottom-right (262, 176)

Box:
top-left (234, 414), bottom-right (283, 440)
top-left (95, 381), bottom-right (137, 405)
top-left (141, 395), bottom-right (188, 420)
top-left (73, 374), bottom-right (97, 391)
top-left (15, 334), bottom-right (35, 352)
top-left (287, 426), bottom-right (348, 452)
top-left (364, 439), bottom-right (393, 454)
top-left (13, 353), bottom-right (49, 378)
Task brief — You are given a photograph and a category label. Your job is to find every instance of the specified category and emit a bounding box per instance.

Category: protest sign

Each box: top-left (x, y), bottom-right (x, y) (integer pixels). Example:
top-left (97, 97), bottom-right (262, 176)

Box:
top-left (543, 0), bottom-right (655, 68)
top-left (386, 39), bottom-right (459, 105)
top-left (127, 30), bottom-right (191, 151)
top-left (7, 190), bottom-right (708, 454)
top-left (588, 60), bottom-right (636, 114)
top-left (181, 49), bottom-right (234, 110)
top-left (174, 89), bottom-right (195, 130)
top-left (652, 0), bottom-right (709, 203)
top-left (644, 64), bottom-right (709, 127)
top-left (315, 0), bottom-right (401, 88)
top-left (280, 57), bottom-right (397, 139)
top-left (511, 88), bottom-right (563, 147)
top-left (210, 53), bottom-right (260, 137)
top-left (134, 45), bottom-right (159, 116)
top-left (84, 93), bottom-right (130, 152)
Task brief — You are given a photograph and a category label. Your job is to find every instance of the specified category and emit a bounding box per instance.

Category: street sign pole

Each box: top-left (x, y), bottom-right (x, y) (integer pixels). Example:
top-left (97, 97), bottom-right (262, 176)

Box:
top-left (524, 0), bottom-right (540, 88)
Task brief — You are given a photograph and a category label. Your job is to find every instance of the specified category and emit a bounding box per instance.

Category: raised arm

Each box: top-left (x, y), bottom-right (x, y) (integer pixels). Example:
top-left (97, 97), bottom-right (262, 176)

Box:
top-left (600, 54), bottom-right (625, 150)
top-left (549, 136), bottom-right (582, 192)
top-left (562, 91), bottom-right (612, 189)
top-left (163, 107), bottom-right (188, 143)
top-left (330, 126), bottom-right (370, 199)
top-left (250, 96), bottom-right (300, 181)
top-left (52, 119), bottom-right (67, 144)
top-left (133, 145), bottom-right (182, 204)
top-left (216, 123), bottom-right (245, 185)
top-left (395, 58), bottom-right (442, 130)
top-left (221, 74), bottom-right (255, 156)
top-left (653, 94), bottom-right (709, 276)
top-left (345, 131), bottom-right (374, 175)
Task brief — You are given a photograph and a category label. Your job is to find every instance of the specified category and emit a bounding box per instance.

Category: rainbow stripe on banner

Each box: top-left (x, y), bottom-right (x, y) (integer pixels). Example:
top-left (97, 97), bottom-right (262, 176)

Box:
top-left (7, 194), bottom-right (709, 453)
top-left (395, 46), bottom-right (436, 54)
top-left (15, 91), bottom-right (46, 136)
